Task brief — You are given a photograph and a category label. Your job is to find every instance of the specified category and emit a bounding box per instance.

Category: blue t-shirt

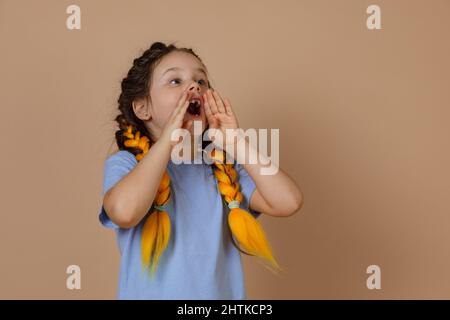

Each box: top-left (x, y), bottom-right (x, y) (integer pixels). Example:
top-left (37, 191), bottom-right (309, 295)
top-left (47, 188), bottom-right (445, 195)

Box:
top-left (99, 150), bottom-right (261, 299)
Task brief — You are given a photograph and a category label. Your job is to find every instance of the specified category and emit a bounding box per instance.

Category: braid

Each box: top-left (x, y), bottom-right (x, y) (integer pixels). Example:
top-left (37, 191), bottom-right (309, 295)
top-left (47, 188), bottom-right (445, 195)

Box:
top-left (121, 123), bottom-right (172, 277)
top-left (210, 149), bottom-right (281, 273)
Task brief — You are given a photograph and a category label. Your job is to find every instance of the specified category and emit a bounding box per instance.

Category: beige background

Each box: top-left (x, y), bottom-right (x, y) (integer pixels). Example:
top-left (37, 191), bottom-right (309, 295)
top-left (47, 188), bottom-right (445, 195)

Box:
top-left (1, 0), bottom-right (449, 299)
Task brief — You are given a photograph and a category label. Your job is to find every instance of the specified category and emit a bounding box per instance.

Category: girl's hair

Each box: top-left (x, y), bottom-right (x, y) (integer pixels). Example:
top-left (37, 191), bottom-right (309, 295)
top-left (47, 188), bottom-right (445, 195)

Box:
top-left (113, 41), bottom-right (281, 276)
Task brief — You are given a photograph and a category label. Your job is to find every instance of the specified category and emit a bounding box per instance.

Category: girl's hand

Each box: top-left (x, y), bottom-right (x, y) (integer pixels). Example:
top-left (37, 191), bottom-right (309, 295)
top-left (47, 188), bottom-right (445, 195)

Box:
top-left (160, 89), bottom-right (193, 148)
top-left (203, 88), bottom-right (241, 149)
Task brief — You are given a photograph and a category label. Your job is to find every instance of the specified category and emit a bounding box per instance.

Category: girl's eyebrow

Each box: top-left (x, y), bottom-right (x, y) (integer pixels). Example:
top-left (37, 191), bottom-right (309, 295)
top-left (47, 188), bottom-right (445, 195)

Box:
top-left (161, 67), bottom-right (207, 78)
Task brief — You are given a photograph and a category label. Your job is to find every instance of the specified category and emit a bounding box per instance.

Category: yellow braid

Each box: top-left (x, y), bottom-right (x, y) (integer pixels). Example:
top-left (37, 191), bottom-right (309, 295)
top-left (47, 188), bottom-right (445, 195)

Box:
top-left (123, 125), bottom-right (171, 277)
top-left (209, 149), bottom-right (282, 273)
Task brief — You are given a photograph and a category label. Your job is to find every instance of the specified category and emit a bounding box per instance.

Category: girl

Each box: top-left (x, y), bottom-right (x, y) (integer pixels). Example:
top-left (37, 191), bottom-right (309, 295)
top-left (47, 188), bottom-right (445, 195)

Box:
top-left (99, 42), bottom-right (303, 299)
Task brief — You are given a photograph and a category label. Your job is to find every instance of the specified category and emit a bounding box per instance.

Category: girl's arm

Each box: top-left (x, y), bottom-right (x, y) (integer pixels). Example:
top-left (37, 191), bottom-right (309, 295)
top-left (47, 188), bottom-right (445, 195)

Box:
top-left (202, 88), bottom-right (303, 218)
top-left (103, 137), bottom-right (172, 228)
top-left (235, 135), bottom-right (304, 218)
top-left (103, 90), bottom-right (193, 228)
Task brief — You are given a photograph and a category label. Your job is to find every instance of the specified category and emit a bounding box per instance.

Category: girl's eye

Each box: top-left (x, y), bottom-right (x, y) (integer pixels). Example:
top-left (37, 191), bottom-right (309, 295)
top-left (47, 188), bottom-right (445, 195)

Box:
top-left (169, 78), bottom-right (207, 85)
top-left (169, 78), bottom-right (181, 85)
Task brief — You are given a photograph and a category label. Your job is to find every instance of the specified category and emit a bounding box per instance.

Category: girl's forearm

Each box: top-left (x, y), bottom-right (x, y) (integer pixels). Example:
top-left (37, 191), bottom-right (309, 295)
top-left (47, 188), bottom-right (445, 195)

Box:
top-left (234, 135), bottom-right (303, 214)
top-left (103, 138), bottom-right (173, 228)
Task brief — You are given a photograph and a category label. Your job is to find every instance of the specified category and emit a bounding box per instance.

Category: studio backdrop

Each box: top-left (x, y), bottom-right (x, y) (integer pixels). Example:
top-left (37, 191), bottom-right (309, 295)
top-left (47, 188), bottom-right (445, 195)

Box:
top-left (0, 0), bottom-right (449, 299)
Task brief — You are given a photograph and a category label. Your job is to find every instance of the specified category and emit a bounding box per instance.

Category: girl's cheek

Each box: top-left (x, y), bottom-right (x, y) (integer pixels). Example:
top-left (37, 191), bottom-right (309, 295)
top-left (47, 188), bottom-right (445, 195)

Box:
top-left (161, 112), bottom-right (172, 126)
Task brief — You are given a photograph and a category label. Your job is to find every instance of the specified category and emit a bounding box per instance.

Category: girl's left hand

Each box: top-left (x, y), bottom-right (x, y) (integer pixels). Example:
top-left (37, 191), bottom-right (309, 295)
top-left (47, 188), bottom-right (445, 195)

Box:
top-left (203, 88), bottom-right (240, 148)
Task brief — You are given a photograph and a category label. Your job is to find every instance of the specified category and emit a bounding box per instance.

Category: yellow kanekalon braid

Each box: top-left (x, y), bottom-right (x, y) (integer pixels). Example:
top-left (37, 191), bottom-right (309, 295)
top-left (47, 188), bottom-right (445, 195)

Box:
top-left (209, 149), bottom-right (282, 273)
top-left (123, 125), bottom-right (171, 277)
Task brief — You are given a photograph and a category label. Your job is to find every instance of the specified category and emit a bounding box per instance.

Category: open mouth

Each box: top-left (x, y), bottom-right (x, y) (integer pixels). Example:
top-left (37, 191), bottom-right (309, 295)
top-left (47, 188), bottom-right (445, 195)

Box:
top-left (187, 98), bottom-right (202, 116)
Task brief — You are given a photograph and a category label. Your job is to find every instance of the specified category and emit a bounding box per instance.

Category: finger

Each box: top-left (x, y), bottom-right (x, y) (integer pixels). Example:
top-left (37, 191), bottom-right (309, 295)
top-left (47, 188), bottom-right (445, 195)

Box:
top-left (173, 91), bottom-right (188, 117)
top-left (212, 89), bottom-right (226, 114)
top-left (175, 98), bottom-right (190, 121)
top-left (179, 89), bottom-right (193, 108)
top-left (203, 94), bottom-right (219, 128)
top-left (171, 98), bottom-right (190, 127)
top-left (207, 89), bottom-right (218, 114)
top-left (223, 98), bottom-right (234, 116)
top-left (181, 90), bottom-right (193, 109)
top-left (174, 91), bottom-right (191, 117)
top-left (203, 92), bottom-right (214, 119)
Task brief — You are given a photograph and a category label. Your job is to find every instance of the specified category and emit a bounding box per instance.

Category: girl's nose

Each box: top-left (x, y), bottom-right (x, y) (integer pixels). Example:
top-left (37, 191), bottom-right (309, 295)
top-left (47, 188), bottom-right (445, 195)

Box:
top-left (188, 82), bottom-right (201, 92)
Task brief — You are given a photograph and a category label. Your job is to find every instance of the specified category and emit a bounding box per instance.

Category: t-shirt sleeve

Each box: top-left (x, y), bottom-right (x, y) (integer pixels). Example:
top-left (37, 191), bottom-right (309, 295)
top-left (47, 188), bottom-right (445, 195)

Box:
top-left (234, 163), bottom-right (262, 219)
top-left (99, 150), bottom-right (138, 229)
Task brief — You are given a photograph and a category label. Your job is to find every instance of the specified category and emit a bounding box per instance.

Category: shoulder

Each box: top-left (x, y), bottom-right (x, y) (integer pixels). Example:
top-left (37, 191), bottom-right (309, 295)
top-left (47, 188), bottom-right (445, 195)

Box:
top-left (101, 150), bottom-right (138, 196)
top-left (105, 150), bottom-right (138, 168)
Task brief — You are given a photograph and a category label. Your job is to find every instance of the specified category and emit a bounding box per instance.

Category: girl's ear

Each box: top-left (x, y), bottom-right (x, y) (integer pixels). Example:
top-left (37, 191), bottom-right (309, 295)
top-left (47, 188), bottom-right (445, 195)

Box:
top-left (132, 97), bottom-right (152, 121)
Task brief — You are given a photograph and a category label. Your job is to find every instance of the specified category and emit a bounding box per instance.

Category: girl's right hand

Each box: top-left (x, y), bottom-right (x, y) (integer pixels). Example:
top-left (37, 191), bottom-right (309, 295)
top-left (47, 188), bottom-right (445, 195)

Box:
top-left (159, 89), bottom-right (193, 148)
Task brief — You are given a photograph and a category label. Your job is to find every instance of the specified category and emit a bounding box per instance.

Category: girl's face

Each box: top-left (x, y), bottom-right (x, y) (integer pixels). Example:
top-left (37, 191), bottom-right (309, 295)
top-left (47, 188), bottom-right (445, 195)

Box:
top-left (142, 51), bottom-right (209, 141)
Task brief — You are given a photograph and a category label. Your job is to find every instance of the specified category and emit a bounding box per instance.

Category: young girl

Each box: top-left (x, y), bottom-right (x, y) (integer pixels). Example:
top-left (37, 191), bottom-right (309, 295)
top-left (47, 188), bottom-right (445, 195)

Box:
top-left (99, 42), bottom-right (303, 299)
